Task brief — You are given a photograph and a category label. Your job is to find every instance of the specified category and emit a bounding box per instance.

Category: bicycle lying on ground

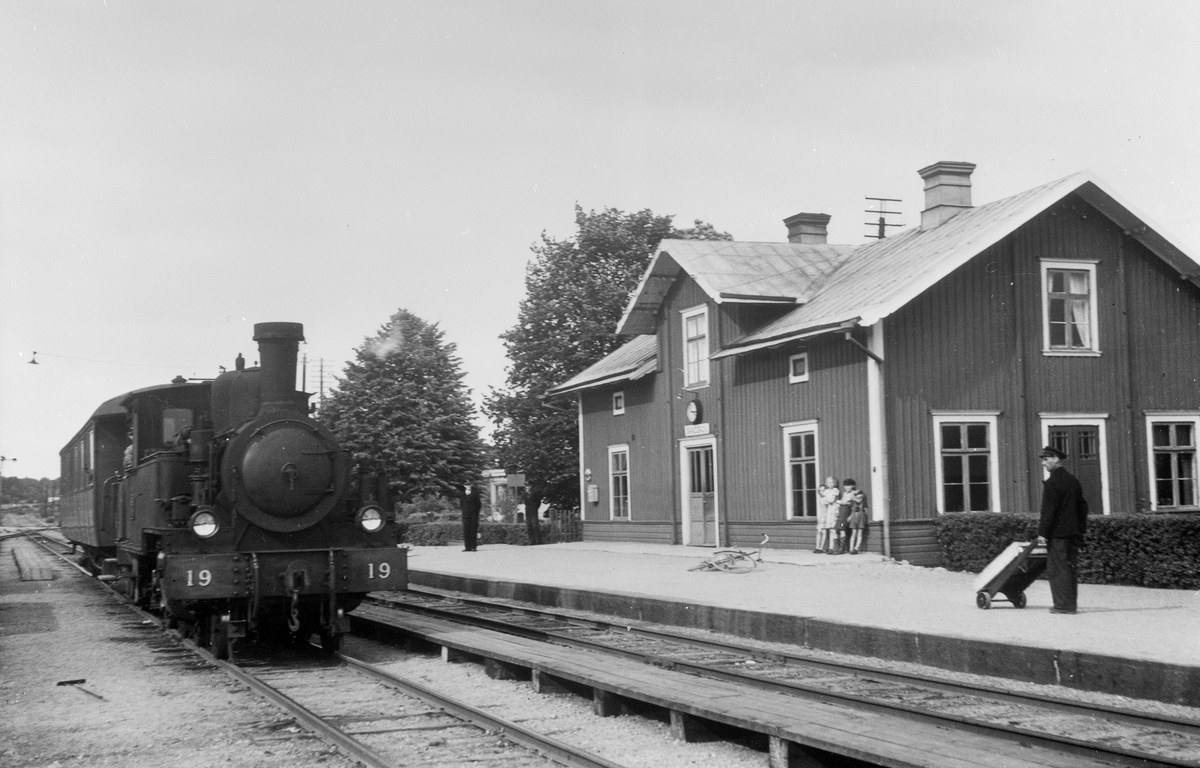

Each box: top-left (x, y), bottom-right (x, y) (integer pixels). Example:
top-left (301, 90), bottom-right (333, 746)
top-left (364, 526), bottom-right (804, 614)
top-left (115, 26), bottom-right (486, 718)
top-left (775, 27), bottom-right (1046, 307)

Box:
top-left (687, 535), bottom-right (769, 573)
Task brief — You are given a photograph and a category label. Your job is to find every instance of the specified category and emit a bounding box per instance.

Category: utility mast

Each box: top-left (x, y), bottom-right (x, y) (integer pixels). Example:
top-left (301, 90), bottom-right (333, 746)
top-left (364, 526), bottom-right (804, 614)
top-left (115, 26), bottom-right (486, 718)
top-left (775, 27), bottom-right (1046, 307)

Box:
top-left (864, 196), bottom-right (903, 239)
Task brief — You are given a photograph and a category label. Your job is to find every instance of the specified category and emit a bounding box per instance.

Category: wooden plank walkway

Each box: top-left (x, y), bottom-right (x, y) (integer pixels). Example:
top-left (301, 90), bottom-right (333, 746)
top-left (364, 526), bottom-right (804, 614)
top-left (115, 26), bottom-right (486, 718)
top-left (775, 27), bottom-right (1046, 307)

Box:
top-left (351, 604), bottom-right (1126, 768)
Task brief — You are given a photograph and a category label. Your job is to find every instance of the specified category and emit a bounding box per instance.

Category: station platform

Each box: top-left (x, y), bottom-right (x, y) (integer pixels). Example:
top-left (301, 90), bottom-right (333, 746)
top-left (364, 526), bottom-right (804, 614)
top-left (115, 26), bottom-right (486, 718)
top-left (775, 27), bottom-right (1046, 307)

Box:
top-left (402, 541), bottom-right (1200, 707)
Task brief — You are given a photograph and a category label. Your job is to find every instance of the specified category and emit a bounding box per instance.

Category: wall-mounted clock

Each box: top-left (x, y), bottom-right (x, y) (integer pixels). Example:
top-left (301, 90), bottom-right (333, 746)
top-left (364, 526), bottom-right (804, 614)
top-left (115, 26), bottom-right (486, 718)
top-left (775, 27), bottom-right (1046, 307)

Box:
top-left (686, 400), bottom-right (702, 424)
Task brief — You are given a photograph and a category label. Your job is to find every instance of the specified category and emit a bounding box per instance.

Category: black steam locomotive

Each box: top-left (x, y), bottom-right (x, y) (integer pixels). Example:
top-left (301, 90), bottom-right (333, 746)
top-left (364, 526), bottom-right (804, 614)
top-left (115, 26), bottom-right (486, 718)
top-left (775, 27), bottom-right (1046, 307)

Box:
top-left (59, 322), bottom-right (406, 658)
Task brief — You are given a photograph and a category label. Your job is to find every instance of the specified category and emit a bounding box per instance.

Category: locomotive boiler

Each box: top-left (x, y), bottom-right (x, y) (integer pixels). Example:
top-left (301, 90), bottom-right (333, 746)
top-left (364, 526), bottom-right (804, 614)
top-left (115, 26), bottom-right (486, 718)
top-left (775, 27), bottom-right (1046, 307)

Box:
top-left (59, 322), bottom-right (407, 658)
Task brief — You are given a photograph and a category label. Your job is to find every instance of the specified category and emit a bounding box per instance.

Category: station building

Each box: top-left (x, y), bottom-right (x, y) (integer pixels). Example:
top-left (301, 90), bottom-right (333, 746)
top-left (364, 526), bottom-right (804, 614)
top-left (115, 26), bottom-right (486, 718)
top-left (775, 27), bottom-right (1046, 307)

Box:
top-left (546, 161), bottom-right (1200, 565)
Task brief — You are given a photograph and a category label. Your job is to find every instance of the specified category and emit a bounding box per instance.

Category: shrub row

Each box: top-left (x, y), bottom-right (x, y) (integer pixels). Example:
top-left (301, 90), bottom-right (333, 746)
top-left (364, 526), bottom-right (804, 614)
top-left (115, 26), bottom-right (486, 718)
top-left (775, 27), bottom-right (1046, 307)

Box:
top-left (934, 512), bottom-right (1200, 589)
top-left (402, 521), bottom-right (542, 547)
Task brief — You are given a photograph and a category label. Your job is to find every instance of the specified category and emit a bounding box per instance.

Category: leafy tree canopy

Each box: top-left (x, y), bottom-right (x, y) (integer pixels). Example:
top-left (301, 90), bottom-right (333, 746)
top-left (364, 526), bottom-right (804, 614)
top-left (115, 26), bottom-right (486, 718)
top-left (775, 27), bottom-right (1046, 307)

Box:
top-left (320, 309), bottom-right (485, 503)
top-left (485, 206), bottom-right (731, 515)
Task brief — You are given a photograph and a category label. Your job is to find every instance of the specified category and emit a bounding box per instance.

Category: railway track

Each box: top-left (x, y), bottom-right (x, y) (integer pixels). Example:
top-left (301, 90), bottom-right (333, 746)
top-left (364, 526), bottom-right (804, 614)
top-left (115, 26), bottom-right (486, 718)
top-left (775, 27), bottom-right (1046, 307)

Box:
top-left (220, 647), bottom-right (627, 768)
top-left (11, 532), bottom-right (634, 768)
top-left (363, 586), bottom-right (1200, 768)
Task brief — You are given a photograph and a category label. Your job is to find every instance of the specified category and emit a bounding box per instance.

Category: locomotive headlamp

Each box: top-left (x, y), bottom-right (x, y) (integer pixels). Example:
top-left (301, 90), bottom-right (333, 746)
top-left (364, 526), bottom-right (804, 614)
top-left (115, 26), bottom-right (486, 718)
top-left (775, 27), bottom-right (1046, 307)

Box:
top-left (356, 505), bottom-right (385, 533)
top-left (189, 508), bottom-right (219, 538)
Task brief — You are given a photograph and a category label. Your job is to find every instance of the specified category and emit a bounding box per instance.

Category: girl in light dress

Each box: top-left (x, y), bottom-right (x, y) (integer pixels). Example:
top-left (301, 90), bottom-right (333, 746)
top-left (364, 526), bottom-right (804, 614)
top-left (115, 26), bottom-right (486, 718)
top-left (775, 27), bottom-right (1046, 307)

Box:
top-left (814, 476), bottom-right (841, 554)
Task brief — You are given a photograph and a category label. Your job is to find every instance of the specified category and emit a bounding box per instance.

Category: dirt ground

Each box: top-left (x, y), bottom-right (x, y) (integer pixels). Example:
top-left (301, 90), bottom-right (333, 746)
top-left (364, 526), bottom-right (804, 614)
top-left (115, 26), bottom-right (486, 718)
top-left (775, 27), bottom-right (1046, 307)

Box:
top-left (0, 510), bottom-right (764, 768)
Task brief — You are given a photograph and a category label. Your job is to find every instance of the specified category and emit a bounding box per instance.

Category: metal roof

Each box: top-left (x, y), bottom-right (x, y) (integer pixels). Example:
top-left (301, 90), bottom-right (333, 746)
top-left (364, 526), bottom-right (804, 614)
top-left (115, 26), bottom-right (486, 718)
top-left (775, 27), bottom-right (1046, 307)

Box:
top-left (545, 334), bottom-right (658, 396)
top-left (713, 171), bottom-right (1200, 357)
top-left (617, 240), bottom-right (856, 335)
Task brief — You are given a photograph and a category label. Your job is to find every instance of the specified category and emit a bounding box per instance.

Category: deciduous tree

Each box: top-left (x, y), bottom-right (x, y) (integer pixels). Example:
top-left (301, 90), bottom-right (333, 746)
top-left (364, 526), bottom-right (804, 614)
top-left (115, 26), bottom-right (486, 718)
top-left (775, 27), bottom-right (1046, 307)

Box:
top-left (485, 207), bottom-right (730, 541)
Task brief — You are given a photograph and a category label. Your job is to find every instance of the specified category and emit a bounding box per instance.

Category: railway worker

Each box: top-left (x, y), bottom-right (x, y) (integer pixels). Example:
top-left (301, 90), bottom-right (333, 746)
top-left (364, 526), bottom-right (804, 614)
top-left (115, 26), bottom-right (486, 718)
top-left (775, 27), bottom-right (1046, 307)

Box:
top-left (459, 482), bottom-right (482, 552)
top-left (1035, 446), bottom-right (1089, 614)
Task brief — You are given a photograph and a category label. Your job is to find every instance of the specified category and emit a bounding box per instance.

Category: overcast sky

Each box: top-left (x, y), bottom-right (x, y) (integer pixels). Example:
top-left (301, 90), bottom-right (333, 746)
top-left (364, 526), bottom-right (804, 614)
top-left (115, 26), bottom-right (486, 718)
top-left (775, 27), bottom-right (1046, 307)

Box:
top-left (2, 1), bottom-right (1199, 480)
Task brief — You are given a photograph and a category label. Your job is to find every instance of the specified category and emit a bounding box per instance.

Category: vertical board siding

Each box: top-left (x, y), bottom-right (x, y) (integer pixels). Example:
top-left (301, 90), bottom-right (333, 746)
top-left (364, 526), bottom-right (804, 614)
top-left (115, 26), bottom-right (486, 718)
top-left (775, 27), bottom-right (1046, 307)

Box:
top-left (723, 334), bottom-right (870, 523)
top-left (885, 194), bottom-right (1197, 521)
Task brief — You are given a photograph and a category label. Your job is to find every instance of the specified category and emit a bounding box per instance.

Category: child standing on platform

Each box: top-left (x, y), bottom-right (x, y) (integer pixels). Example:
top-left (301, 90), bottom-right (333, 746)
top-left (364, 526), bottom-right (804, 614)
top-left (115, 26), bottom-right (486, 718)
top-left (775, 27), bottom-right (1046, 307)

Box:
top-left (841, 479), bottom-right (869, 555)
top-left (814, 476), bottom-right (840, 553)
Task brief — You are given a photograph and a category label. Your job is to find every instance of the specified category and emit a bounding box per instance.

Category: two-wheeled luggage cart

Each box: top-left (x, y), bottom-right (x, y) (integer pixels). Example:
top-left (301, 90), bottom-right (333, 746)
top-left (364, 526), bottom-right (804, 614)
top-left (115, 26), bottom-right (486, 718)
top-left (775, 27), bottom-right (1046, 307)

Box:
top-left (972, 541), bottom-right (1046, 609)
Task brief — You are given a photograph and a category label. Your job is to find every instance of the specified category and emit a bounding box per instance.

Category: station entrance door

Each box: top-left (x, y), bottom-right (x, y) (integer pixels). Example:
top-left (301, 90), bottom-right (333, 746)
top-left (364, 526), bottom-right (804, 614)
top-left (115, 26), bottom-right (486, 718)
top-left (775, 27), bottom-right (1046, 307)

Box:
top-left (683, 441), bottom-right (717, 546)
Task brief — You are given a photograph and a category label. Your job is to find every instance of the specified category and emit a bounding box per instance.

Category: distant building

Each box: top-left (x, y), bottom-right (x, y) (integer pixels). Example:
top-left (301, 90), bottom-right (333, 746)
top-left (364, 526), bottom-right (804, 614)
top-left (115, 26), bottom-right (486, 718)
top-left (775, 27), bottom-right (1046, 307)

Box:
top-left (547, 161), bottom-right (1200, 565)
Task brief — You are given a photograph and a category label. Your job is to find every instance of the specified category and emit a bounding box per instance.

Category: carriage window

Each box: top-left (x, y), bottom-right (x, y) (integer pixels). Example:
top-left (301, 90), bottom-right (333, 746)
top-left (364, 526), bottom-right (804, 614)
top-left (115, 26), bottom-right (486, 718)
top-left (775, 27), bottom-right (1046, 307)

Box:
top-left (162, 409), bottom-right (194, 444)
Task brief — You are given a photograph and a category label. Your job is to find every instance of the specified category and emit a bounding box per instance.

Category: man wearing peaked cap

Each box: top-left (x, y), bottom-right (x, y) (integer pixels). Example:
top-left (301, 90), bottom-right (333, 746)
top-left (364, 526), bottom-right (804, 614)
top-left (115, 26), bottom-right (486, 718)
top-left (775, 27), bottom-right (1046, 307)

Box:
top-left (1036, 446), bottom-right (1089, 614)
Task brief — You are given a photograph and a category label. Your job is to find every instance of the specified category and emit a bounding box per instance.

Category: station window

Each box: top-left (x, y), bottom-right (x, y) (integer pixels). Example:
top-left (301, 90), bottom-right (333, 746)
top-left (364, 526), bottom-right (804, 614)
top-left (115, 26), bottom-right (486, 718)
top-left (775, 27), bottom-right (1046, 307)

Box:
top-left (1041, 260), bottom-right (1099, 355)
top-left (782, 422), bottom-right (818, 518)
top-left (682, 306), bottom-right (709, 387)
top-left (933, 412), bottom-right (1000, 513)
top-left (1146, 413), bottom-right (1199, 510)
top-left (788, 352), bottom-right (809, 384)
top-left (612, 391), bottom-right (625, 415)
top-left (609, 445), bottom-right (630, 520)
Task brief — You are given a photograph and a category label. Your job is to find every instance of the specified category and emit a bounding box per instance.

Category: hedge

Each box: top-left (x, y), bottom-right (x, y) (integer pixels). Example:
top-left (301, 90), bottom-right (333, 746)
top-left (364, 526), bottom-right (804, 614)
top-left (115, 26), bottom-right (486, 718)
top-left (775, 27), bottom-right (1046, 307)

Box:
top-left (403, 521), bottom-right (546, 547)
top-left (934, 512), bottom-right (1200, 589)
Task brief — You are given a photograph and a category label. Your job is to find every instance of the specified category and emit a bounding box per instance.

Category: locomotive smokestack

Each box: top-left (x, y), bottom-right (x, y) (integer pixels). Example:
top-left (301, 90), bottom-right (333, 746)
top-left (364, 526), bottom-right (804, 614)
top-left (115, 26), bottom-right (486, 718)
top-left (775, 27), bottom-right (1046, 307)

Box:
top-left (253, 322), bottom-right (305, 412)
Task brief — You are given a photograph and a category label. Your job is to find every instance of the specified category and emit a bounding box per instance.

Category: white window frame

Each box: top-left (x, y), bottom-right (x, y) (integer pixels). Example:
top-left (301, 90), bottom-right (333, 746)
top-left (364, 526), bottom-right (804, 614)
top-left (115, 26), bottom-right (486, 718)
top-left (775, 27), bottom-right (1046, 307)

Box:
top-left (681, 305), bottom-right (710, 388)
top-left (1040, 259), bottom-right (1100, 356)
top-left (781, 420), bottom-right (819, 519)
top-left (612, 391), bottom-right (625, 415)
top-left (1145, 411), bottom-right (1200, 511)
top-left (932, 412), bottom-right (1001, 514)
top-left (608, 444), bottom-right (631, 520)
top-left (788, 352), bottom-right (809, 384)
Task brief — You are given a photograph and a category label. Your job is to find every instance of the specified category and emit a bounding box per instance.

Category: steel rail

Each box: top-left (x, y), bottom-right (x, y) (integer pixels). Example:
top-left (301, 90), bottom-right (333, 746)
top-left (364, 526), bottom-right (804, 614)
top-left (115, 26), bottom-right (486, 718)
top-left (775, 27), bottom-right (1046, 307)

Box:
top-left (372, 589), bottom-right (1200, 768)
top-left (392, 586), bottom-right (1200, 732)
top-left (337, 651), bottom-right (630, 768)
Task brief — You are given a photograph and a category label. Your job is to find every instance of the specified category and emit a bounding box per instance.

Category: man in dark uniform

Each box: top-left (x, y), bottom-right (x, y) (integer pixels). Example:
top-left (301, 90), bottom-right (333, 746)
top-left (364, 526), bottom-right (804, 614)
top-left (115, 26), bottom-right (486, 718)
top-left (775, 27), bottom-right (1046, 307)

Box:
top-left (1036, 446), bottom-right (1089, 614)
top-left (460, 482), bottom-right (482, 552)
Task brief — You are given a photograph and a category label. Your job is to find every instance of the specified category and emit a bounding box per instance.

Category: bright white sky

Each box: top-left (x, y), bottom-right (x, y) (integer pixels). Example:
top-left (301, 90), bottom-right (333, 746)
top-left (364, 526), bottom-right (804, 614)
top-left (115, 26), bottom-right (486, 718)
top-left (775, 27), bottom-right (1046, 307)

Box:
top-left (2, 1), bottom-right (1199, 479)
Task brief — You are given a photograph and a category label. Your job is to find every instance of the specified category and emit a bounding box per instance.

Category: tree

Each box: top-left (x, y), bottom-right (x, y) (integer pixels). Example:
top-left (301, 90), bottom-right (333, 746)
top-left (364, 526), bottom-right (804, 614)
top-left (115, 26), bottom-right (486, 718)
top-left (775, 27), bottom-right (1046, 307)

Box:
top-left (485, 206), bottom-right (731, 542)
top-left (320, 309), bottom-right (485, 504)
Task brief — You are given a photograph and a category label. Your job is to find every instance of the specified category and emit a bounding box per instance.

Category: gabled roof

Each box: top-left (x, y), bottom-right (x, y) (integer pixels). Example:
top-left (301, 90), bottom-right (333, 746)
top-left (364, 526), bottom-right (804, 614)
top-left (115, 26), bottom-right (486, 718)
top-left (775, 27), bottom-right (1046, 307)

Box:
top-left (545, 334), bottom-right (657, 397)
top-left (617, 240), bottom-right (856, 335)
top-left (550, 168), bottom-right (1200, 395)
top-left (712, 171), bottom-right (1200, 358)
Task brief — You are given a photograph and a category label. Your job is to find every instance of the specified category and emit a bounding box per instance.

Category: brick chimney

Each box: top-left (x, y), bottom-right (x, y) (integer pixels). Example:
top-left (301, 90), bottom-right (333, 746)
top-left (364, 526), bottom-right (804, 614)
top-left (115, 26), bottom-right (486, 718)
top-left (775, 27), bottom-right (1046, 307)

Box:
top-left (918, 161), bottom-right (976, 229)
top-left (783, 212), bottom-right (831, 244)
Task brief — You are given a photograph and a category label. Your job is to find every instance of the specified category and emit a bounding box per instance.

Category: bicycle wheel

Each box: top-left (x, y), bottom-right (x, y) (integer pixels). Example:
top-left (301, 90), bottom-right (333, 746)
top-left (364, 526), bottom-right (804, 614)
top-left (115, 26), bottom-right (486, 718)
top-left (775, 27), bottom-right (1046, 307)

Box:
top-left (710, 551), bottom-right (757, 573)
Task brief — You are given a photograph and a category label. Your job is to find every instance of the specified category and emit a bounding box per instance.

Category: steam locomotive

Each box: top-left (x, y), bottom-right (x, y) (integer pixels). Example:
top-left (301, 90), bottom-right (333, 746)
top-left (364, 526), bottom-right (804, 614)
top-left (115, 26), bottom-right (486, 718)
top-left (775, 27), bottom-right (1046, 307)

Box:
top-left (59, 322), bottom-right (407, 658)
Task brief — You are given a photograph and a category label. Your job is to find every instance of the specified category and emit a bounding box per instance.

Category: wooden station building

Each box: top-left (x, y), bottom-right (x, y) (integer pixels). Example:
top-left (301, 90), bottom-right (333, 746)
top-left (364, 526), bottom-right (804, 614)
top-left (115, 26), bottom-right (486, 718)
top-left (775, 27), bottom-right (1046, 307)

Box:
top-left (546, 161), bottom-right (1200, 565)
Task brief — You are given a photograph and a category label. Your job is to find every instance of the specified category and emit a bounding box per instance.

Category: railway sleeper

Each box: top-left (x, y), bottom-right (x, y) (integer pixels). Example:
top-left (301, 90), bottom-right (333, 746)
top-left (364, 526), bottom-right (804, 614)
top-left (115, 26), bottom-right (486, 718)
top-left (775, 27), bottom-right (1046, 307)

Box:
top-left (357, 608), bottom-right (1143, 768)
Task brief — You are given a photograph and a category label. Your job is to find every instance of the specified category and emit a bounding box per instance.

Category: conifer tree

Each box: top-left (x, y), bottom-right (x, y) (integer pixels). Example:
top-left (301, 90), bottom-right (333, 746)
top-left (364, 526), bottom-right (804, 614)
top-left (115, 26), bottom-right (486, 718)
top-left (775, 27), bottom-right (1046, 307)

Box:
top-left (321, 309), bottom-right (484, 503)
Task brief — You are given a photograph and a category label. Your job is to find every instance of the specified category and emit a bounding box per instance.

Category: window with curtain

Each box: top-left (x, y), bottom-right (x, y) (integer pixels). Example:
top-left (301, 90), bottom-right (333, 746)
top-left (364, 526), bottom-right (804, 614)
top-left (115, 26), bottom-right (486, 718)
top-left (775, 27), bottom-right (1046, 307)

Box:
top-left (1042, 261), bottom-right (1098, 353)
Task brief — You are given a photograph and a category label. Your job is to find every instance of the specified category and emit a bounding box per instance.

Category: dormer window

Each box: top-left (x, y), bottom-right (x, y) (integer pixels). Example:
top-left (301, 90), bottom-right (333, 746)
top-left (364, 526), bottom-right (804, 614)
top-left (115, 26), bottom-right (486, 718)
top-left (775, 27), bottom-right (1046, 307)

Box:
top-left (682, 306), bottom-right (709, 387)
top-left (1041, 260), bottom-right (1099, 355)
